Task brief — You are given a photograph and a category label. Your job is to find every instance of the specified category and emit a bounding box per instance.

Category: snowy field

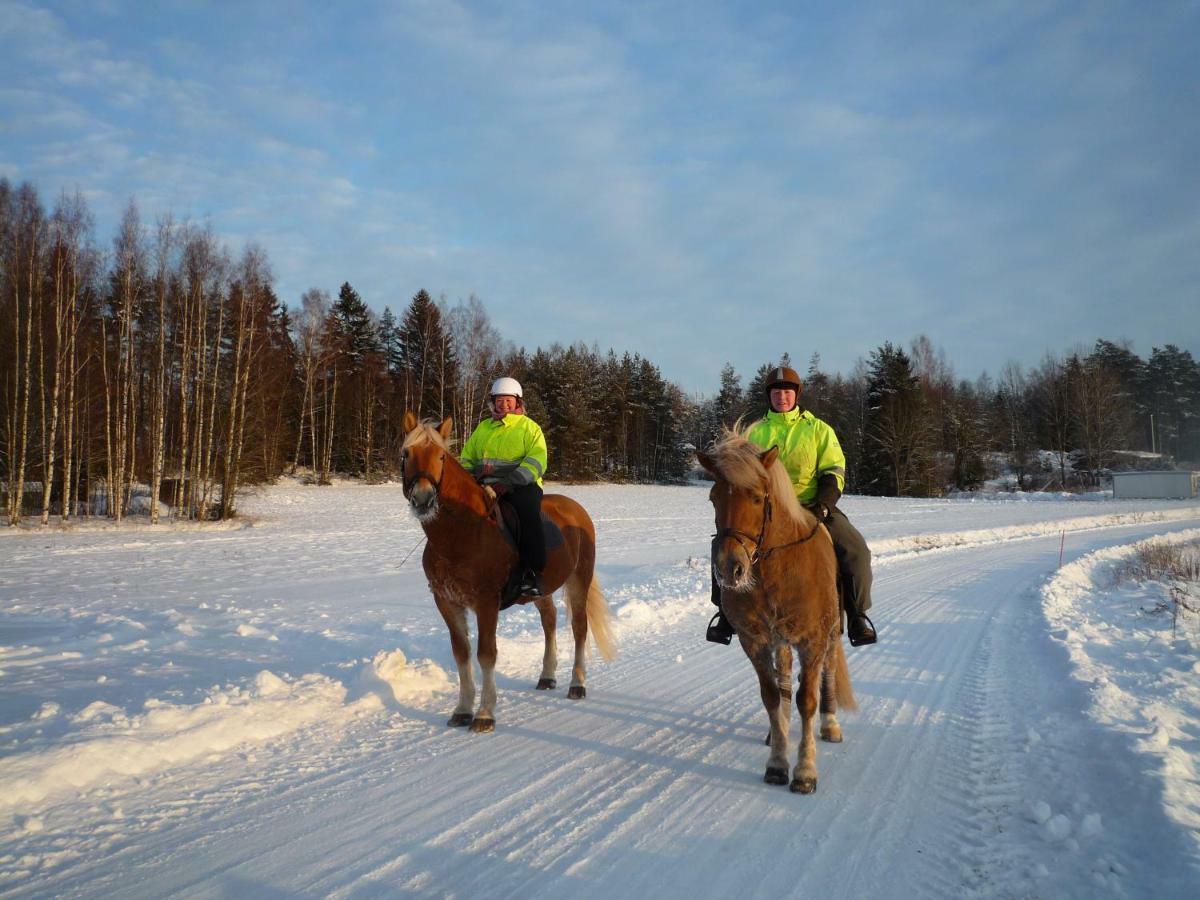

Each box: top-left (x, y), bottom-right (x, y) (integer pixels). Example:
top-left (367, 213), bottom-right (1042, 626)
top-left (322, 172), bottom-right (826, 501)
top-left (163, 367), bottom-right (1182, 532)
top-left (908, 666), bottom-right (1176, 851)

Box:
top-left (2, 480), bottom-right (1199, 898)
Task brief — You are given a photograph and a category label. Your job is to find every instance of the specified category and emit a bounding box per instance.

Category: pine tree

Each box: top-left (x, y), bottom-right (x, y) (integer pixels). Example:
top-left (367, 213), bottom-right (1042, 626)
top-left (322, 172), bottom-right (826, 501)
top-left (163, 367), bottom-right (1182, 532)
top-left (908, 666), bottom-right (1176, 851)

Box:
top-left (805, 352), bottom-right (831, 417)
top-left (378, 307), bottom-right (402, 378)
top-left (860, 342), bottom-right (933, 496)
top-left (399, 289), bottom-right (456, 421)
top-left (330, 282), bottom-right (379, 373)
top-left (1145, 345), bottom-right (1200, 462)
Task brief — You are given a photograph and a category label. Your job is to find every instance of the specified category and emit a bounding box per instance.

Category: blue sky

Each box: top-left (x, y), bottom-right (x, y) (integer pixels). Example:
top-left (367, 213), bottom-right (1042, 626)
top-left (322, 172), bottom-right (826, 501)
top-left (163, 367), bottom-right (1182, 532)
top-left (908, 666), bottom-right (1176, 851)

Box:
top-left (3, 0), bottom-right (1198, 393)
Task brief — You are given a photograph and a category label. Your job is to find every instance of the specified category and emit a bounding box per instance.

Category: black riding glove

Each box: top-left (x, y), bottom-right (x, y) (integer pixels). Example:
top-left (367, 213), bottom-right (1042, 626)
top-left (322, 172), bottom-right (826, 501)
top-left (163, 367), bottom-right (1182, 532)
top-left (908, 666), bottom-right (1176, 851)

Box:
top-left (810, 473), bottom-right (842, 521)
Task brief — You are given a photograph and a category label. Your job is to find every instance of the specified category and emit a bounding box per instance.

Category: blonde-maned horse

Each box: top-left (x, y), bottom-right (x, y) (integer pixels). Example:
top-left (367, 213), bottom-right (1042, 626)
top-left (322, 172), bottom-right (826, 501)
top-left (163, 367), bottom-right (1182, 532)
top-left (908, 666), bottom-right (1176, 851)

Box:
top-left (401, 412), bottom-right (616, 732)
top-left (697, 428), bottom-right (856, 793)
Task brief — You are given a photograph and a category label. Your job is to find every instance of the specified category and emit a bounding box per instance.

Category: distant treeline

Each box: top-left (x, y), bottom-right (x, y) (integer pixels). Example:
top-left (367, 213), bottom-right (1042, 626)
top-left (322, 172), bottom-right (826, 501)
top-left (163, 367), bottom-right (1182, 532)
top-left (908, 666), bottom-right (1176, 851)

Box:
top-left (0, 181), bottom-right (692, 524)
top-left (2, 180), bottom-right (1198, 524)
top-left (698, 336), bottom-right (1200, 498)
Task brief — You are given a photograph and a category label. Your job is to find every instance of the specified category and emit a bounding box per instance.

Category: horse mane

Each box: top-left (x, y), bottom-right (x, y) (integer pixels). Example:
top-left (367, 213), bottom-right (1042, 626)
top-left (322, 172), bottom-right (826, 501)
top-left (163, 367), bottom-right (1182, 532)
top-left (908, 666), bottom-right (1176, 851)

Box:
top-left (402, 420), bottom-right (453, 452)
top-left (708, 424), bottom-right (810, 528)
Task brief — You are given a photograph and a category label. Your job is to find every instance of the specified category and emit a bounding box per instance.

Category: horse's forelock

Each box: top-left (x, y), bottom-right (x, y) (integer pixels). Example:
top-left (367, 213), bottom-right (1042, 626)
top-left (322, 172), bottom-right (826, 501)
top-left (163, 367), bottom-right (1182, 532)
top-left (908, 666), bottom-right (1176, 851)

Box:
top-left (709, 427), bottom-right (809, 527)
top-left (402, 422), bottom-right (450, 452)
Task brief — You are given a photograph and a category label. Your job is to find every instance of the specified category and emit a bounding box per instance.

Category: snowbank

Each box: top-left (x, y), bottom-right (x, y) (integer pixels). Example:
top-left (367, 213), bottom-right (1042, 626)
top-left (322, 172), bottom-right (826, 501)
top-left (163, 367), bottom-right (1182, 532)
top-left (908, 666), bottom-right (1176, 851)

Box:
top-left (1042, 529), bottom-right (1200, 848)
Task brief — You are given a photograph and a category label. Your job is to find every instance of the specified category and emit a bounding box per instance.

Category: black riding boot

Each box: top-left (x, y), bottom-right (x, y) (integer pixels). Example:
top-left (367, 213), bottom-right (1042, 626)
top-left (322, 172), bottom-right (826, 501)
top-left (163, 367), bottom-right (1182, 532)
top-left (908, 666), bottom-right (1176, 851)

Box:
top-left (519, 568), bottom-right (543, 597)
top-left (706, 574), bottom-right (735, 645)
top-left (841, 574), bottom-right (876, 646)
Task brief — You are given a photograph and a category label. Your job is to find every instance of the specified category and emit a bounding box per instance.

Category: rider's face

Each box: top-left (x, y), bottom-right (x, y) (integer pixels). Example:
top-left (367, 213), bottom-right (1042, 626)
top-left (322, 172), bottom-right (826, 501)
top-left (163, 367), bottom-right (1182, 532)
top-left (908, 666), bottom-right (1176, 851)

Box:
top-left (769, 387), bottom-right (797, 413)
top-left (493, 394), bottom-right (519, 415)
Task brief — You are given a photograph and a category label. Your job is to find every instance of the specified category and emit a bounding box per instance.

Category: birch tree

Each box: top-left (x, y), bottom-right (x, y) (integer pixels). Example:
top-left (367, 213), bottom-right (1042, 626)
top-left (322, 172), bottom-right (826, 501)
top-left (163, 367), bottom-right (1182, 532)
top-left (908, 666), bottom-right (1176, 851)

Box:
top-left (39, 191), bottom-right (91, 523)
top-left (5, 184), bottom-right (45, 525)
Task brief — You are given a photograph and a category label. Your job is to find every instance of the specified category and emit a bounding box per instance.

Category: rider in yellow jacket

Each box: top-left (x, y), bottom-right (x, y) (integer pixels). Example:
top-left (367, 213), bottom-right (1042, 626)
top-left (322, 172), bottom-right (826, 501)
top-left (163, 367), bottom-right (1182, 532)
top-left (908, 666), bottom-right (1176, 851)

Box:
top-left (460, 377), bottom-right (548, 605)
top-left (707, 365), bottom-right (878, 647)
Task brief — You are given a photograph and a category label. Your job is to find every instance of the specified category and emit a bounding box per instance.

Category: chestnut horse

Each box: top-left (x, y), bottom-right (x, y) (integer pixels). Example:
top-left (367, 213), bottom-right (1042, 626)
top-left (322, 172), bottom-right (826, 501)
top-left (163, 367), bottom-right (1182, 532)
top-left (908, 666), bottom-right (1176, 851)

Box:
top-left (401, 412), bottom-right (616, 732)
top-left (697, 428), bottom-right (855, 793)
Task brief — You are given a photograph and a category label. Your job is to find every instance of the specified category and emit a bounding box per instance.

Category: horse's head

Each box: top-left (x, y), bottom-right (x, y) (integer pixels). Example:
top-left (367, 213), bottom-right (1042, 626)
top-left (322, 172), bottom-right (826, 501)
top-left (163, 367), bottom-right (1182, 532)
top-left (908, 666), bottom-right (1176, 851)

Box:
top-left (402, 411), bottom-right (454, 521)
top-left (698, 428), bottom-right (808, 592)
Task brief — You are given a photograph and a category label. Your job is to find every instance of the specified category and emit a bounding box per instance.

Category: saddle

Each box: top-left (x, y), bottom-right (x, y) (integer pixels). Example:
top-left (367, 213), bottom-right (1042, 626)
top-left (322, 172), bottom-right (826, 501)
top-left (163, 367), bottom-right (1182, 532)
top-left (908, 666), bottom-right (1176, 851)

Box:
top-left (488, 495), bottom-right (565, 553)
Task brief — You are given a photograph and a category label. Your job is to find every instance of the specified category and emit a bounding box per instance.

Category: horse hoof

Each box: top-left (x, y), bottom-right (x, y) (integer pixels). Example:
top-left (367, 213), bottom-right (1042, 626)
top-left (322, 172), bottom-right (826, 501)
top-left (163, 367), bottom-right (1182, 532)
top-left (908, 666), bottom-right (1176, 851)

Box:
top-left (536, 678), bottom-right (557, 690)
top-left (764, 767), bottom-right (788, 785)
top-left (470, 717), bottom-right (495, 733)
top-left (790, 777), bottom-right (817, 794)
top-left (567, 685), bottom-right (586, 700)
top-left (820, 727), bottom-right (843, 743)
top-left (447, 713), bottom-right (473, 727)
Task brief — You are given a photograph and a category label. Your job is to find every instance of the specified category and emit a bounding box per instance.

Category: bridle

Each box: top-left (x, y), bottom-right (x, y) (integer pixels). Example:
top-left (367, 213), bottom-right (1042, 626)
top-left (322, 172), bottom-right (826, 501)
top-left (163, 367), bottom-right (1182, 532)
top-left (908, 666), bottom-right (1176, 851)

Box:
top-left (401, 449), bottom-right (446, 499)
top-left (716, 484), bottom-right (823, 566)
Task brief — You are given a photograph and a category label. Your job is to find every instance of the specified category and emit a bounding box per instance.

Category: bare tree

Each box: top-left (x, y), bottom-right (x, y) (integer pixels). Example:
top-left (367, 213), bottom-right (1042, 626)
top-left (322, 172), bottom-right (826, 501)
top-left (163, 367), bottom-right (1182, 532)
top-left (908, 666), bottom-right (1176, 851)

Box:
top-left (220, 246), bottom-right (269, 517)
top-left (1073, 359), bottom-right (1132, 480)
top-left (39, 191), bottom-right (91, 524)
top-left (997, 362), bottom-right (1034, 489)
top-left (1033, 354), bottom-right (1072, 489)
top-left (447, 294), bottom-right (505, 432)
top-left (174, 226), bottom-right (221, 514)
top-left (103, 201), bottom-right (147, 520)
top-left (291, 288), bottom-right (330, 477)
top-left (147, 214), bottom-right (175, 523)
top-left (5, 185), bottom-right (45, 525)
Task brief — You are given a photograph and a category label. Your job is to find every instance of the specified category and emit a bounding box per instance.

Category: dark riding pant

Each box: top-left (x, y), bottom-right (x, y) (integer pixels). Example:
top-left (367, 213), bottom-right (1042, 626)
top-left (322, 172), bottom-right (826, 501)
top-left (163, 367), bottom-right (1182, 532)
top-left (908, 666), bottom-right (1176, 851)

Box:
top-left (821, 507), bottom-right (873, 615)
top-left (709, 508), bottom-right (873, 616)
top-left (506, 482), bottom-right (546, 572)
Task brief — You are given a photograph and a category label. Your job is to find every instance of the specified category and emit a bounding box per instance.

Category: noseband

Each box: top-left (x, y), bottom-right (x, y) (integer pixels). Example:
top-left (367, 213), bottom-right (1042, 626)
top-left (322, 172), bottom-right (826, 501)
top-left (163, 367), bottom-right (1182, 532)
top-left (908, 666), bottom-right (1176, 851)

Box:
top-left (402, 451), bottom-right (446, 499)
top-left (717, 487), bottom-right (822, 565)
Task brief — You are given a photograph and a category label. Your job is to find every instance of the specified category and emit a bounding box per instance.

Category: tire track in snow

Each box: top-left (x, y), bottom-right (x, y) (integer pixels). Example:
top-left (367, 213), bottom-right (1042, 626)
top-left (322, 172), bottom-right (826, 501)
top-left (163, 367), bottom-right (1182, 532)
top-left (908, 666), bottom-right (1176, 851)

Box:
top-left (7, 509), bottom-right (1200, 898)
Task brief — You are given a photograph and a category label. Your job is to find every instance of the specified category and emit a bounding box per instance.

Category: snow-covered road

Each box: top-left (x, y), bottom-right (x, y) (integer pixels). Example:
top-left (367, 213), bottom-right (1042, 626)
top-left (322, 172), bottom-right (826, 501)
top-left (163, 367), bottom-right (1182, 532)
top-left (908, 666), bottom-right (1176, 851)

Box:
top-left (2, 483), bottom-right (1198, 898)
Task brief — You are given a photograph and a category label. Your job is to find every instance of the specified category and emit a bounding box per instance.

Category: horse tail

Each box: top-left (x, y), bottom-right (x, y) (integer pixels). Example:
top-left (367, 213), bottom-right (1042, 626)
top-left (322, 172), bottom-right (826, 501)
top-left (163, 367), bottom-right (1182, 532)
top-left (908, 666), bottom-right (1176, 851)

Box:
top-left (833, 637), bottom-right (857, 712)
top-left (585, 576), bottom-right (618, 663)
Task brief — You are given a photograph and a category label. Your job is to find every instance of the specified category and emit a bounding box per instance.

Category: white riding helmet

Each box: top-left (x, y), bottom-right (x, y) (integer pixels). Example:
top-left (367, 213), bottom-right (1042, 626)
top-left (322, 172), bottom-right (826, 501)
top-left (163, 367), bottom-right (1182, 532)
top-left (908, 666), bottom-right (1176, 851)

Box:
top-left (489, 376), bottom-right (523, 399)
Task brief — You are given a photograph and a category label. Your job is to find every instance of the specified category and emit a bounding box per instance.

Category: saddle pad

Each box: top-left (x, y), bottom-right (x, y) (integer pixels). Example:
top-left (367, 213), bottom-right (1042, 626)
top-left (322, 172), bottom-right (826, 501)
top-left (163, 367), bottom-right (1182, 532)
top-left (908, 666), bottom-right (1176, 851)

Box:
top-left (498, 501), bottom-right (565, 552)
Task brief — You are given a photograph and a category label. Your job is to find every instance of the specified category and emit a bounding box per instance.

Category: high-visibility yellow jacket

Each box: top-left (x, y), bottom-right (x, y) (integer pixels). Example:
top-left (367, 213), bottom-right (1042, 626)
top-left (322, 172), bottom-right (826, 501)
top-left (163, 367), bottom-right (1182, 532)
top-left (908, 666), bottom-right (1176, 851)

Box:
top-left (746, 409), bottom-right (846, 504)
top-left (460, 414), bottom-right (547, 487)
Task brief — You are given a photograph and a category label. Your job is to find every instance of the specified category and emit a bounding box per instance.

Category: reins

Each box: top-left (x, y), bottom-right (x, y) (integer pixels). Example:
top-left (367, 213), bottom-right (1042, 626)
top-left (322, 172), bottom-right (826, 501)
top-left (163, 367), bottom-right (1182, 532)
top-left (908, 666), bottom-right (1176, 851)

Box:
top-left (717, 491), bottom-right (823, 565)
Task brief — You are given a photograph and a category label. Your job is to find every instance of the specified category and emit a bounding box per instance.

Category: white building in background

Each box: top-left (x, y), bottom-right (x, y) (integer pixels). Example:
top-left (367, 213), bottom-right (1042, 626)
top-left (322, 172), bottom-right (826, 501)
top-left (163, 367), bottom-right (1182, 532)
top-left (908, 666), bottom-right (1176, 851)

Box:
top-left (1110, 470), bottom-right (1199, 500)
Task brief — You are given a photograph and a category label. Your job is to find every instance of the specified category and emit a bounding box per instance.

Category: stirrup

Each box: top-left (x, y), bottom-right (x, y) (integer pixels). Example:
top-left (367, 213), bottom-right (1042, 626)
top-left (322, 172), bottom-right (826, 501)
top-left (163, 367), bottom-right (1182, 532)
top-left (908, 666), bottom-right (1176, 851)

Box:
top-left (847, 612), bottom-right (877, 647)
top-left (519, 570), bottom-right (543, 597)
top-left (706, 610), bottom-right (734, 645)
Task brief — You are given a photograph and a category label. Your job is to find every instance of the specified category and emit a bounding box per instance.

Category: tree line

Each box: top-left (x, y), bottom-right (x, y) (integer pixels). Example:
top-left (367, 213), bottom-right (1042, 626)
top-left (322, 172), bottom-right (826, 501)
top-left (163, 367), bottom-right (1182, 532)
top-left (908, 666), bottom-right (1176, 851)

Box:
top-left (3, 179), bottom-right (1197, 525)
top-left (695, 336), bottom-right (1200, 497)
top-left (0, 181), bottom-right (691, 525)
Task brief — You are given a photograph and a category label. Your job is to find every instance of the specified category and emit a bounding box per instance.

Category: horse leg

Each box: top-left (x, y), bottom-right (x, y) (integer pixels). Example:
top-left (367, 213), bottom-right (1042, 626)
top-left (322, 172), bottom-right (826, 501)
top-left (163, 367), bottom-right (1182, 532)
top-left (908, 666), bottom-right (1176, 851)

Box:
top-left (746, 643), bottom-right (789, 785)
top-left (791, 651), bottom-right (821, 793)
top-left (766, 644), bottom-right (794, 746)
top-left (471, 601), bottom-right (499, 732)
top-left (565, 574), bottom-right (589, 699)
top-left (534, 594), bottom-right (558, 690)
top-left (435, 596), bottom-right (474, 728)
top-left (820, 656), bottom-right (843, 743)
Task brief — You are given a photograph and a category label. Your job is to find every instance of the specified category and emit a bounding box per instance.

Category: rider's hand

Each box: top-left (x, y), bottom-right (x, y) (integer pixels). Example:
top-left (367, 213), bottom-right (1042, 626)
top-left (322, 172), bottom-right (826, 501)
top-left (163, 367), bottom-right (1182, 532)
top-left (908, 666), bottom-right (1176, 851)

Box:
top-left (491, 482), bottom-right (509, 497)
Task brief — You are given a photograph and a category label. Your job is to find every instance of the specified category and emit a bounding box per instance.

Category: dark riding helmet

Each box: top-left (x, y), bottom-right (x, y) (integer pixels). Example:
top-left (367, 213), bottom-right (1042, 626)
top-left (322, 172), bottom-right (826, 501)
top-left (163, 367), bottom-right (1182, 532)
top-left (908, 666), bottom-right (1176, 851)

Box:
top-left (764, 365), bottom-right (802, 405)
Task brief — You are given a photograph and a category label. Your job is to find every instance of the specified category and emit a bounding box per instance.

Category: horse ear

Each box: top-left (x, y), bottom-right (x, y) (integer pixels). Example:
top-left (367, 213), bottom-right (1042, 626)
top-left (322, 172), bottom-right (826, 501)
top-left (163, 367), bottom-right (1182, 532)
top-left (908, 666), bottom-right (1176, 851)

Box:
top-left (760, 445), bottom-right (780, 470)
top-left (695, 449), bottom-right (718, 476)
top-left (403, 410), bottom-right (418, 434)
top-left (438, 416), bottom-right (453, 440)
